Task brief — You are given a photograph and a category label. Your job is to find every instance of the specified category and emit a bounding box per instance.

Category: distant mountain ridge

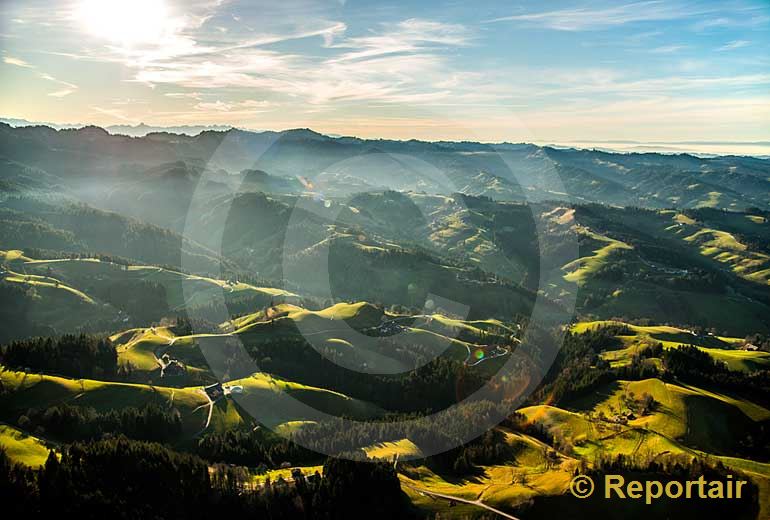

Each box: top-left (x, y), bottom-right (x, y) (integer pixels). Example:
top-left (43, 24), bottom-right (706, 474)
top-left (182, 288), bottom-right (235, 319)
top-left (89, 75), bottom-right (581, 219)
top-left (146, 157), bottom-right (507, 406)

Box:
top-left (1, 121), bottom-right (768, 212)
top-left (0, 117), bottom-right (233, 137)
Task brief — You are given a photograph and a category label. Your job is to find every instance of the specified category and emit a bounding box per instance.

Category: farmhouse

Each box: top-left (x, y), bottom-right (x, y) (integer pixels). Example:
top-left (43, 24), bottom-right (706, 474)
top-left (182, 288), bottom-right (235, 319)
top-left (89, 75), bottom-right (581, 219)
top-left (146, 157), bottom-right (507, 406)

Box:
top-left (204, 382), bottom-right (225, 401)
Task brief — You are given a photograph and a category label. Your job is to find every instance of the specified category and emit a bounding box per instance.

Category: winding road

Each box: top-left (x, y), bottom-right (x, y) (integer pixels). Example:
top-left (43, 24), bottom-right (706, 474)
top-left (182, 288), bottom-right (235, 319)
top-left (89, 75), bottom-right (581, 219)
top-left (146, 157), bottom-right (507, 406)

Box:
top-left (401, 482), bottom-right (521, 520)
top-left (192, 390), bottom-right (214, 435)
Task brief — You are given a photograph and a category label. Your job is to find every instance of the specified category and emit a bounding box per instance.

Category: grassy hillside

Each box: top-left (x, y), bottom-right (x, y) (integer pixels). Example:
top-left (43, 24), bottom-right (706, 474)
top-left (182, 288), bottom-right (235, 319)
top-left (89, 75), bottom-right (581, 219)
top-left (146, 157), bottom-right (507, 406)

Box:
top-left (572, 320), bottom-right (770, 372)
top-left (112, 300), bottom-right (516, 388)
top-left (1, 248), bottom-right (299, 340)
top-left (559, 205), bottom-right (770, 335)
top-left (399, 428), bottom-right (577, 514)
top-left (0, 365), bottom-right (381, 437)
top-left (564, 378), bottom-right (770, 456)
top-left (0, 423), bottom-right (51, 467)
top-left (563, 226), bottom-right (634, 284)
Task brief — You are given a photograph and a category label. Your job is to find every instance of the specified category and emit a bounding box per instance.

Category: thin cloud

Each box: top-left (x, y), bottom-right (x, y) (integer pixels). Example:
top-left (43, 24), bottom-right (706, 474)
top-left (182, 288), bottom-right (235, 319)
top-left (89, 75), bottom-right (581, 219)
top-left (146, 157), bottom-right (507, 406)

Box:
top-left (717, 40), bottom-right (750, 51)
top-left (126, 15), bottom-right (472, 106)
top-left (3, 56), bottom-right (34, 68)
top-left (48, 89), bottom-right (76, 97)
top-left (2, 55), bottom-right (78, 96)
top-left (90, 106), bottom-right (135, 122)
top-left (328, 19), bottom-right (471, 62)
top-left (484, 1), bottom-right (708, 31)
top-left (194, 99), bottom-right (271, 111)
top-left (165, 92), bottom-right (204, 99)
top-left (649, 45), bottom-right (686, 53)
top-left (38, 72), bottom-right (78, 97)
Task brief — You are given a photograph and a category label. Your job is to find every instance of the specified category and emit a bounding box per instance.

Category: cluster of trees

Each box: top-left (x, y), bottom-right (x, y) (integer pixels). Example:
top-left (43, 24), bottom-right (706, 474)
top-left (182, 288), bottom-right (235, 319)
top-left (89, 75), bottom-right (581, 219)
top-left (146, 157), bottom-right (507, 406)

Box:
top-left (0, 217), bottom-right (81, 252)
top-left (175, 402), bottom-right (525, 480)
top-left (0, 438), bottom-right (413, 519)
top-left (20, 249), bottom-right (136, 265)
top-left (528, 326), bottom-right (657, 406)
top-left (196, 429), bottom-right (319, 470)
top-left (0, 333), bottom-right (116, 379)
top-left (444, 429), bottom-right (517, 474)
top-left (0, 281), bottom-right (38, 343)
top-left (17, 403), bottom-right (183, 443)
top-left (92, 280), bottom-right (169, 324)
top-left (293, 400), bottom-right (513, 463)
top-left (242, 334), bottom-right (487, 412)
top-left (661, 346), bottom-right (770, 416)
top-left (170, 316), bottom-right (224, 335)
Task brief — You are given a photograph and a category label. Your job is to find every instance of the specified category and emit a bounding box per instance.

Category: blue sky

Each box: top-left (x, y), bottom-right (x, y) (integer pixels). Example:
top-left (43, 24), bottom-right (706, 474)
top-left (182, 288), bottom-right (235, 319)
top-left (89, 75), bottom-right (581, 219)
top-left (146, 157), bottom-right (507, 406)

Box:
top-left (0, 0), bottom-right (768, 144)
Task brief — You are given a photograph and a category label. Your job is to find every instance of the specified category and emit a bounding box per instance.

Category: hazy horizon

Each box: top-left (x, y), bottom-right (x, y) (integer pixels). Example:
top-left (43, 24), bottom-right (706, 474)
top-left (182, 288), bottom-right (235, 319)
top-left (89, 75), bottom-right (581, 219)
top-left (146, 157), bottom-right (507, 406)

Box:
top-left (3, 115), bottom-right (770, 157)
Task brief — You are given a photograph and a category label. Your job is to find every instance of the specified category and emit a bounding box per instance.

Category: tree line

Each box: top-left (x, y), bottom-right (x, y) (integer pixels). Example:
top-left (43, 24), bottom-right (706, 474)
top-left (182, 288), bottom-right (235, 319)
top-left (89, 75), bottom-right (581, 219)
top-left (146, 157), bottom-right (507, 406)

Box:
top-left (0, 333), bottom-right (116, 379)
top-left (0, 437), bottom-right (414, 519)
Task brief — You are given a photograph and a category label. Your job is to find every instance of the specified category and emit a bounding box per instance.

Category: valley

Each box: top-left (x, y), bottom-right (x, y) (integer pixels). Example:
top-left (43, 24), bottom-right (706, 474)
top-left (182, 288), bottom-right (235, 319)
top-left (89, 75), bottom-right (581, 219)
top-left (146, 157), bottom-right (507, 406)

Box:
top-left (0, 123), bottom-right (768, 519)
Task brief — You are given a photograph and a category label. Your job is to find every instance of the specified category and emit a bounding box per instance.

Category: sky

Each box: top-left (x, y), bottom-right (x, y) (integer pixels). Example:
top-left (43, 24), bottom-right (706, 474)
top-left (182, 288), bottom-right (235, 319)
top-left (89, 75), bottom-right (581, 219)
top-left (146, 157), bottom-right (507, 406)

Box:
top-left (0, 0), bottom-right (769, 145)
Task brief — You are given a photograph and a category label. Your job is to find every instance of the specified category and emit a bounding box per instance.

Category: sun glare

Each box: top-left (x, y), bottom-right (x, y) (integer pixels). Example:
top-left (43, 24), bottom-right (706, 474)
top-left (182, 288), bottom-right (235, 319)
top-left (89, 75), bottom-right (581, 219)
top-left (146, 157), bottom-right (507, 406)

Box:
top-left (75, 0), bottom-right (171, 46)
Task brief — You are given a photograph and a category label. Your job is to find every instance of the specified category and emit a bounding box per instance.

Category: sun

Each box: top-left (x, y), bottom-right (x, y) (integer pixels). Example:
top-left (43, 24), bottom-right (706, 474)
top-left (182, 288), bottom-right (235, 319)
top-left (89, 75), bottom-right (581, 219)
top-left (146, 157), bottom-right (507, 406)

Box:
top-left (75, 0), bottom-right (171, 46)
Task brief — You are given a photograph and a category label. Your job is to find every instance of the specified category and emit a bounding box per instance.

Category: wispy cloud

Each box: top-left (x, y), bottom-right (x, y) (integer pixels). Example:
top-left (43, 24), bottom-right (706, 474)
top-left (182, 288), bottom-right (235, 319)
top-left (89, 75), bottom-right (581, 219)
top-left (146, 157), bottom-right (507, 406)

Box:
top-left (485, 1), bottom-right (707, 31)
top-left (164, 92), bottom-right (204, 99)
top-left (649, 45), bottom-right (686, 53)
top-left (2, 54), bottom-right (78, 96)
top-left (114, 13), bottom-right (473, 106)
top-left (48, 89), bottom-right (76, 97)
top-left (328, 19), bottom-right (471, 62)
top-left (717, 39), bottom-right (750, 51)
top-left (39, 72), bottom-right (78, 97)
top-left (3, 56), bottom-right (34, 68)
top-left (194, 99), bottom-right (271, 112)
top-left (518, 69), bottom-right (770, 98)
top-left (90, 106), bottom-right (134, 121)
top-left (691, 13), bottom-right (769, 32)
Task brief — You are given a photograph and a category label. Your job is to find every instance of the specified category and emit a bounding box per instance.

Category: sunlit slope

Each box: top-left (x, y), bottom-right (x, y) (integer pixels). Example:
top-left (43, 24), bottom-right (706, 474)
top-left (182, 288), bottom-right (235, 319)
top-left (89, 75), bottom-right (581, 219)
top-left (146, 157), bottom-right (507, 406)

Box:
top-left (563, 226), bottom-right (633, 284)
top-left (0, 369), bottom-right (211, 435)
top-left (563, 378), bottom-right (770, 456)
top-left (231, 302), bottom-right (487, 358)
top-left (404, 390), bottom-right (770, 517)
top-left (364, 438), bottom-right (423, 460)
top-left (112, 301), bottom-right (516, 386)
top-left (1, 252), bottom-right (117, 335)
top-left (281, 230), bottom-right (550, 321)
top-left (665, 210), bottom-right (770, 287)
top-left (13, 254), bottom-right (298, 310)
top-left (0, 423), bottom-right (51, 467)
top-left (554, 207), bottom-right (770, 335)
top-left (1, 249), bottom-right (300, 339)
top-left (684, 228), bottom-right (770, 285)
top-left (399, 428), bottom-right (577, 513)
top-left (572, 320), bottom-right (770, 372)
top-left (219, 373), bottom-right (382, 429)
top-left (0, 367), bottom-right (381, 436)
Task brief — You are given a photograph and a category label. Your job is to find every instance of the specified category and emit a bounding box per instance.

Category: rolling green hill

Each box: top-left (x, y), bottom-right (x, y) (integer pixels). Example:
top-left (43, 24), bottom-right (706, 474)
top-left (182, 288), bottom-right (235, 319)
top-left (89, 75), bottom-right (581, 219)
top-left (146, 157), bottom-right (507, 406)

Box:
top-left (112, 300), bottom-right (517, 388)
top-left (0, 423), bottom-right (51, 467)
top-left (572, 320), bottom-right (770, 372)
top-left (0, 366), bottom-right (380, 437)
top-left (0, 248), bottom-right (299, 341)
